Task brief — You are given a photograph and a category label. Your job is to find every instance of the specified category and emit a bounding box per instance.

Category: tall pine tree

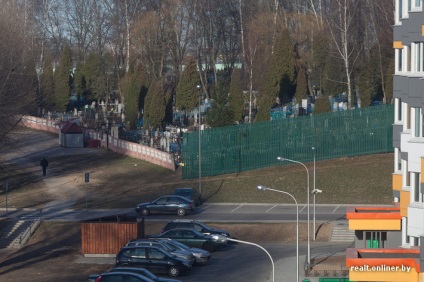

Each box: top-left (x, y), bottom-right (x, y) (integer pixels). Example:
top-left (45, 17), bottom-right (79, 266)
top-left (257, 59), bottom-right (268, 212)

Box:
top-left (54, 45), bottom-right (73, 112)
top-left (256, 29), bottom-right (296, 121)
top-left (229, 68), bottom-right (244, 122)
top-left (176, 57), bottom-right (200, 112)
top-left (40, 54), bottom-right (55, 111)
top-left (294, 68), bottom-right (308, 103)
top-left (148, 79), bottom-right (166, 129)
top-left (207, 82), bottom-right (234, 128)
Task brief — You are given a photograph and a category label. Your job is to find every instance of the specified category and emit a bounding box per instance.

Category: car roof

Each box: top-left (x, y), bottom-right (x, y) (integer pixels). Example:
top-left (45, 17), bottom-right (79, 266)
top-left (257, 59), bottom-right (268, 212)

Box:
top-left (174, 187), bottom-right (194, 191)
top-left (163, 227), bottom-right (203, 233)
top-left (157, 195), bottom-right (192, 201)
top-left (169, 219), bottom-right (195, 223)
top-left (120, 245), bottom-right (163, 251)
top-left (100, 271), bottom-right (155, 282)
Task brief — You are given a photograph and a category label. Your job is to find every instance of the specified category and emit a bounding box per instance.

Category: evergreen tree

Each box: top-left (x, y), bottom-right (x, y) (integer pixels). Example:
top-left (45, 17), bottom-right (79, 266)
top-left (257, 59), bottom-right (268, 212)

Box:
top-left (322, 54), bottom-right (346, 97)
top-left (136, 64), bottom-right (150, 113)
top-left (85, 53), bottom-right (107, 101)
top-left (206, 82), bottom-right (234, 128)
top-left (312, 30), bottom-right (329, 96)
top-left (120, 74), bottom-right (138, 128)
top-left (40, 54), bottom-right (55, 111)
top-left (120, 64), bottom-right (151, 129)
top-left (294, 68), bottom-right (308, 103)
top-left (314, 97), bottom-right (332, 114)
top-left (357, 46), bottom-right (384, 107)
top-left (256, 29), bottom-right (296, 121)
top-left (73, 62), bottom-right (89, 104)
top-left (54, 45), bottom-right (73, 112)
top-left (148, 79), bottom-right (166, 129)
top-left (357, 63), bottom-right (374, 108)
top-left (176, 57), bottom-right (200, 112)
top-left (229, 68), bottom-right (244, 122)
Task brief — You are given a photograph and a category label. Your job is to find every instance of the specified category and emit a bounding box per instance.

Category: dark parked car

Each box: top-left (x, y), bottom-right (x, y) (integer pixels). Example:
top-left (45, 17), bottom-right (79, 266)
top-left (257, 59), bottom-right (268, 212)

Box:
top-left (135, 195), bottom-right (194, 216)
top-left (162, 219), bottom-right (231, 238)
top-left (116, 246), bottom-right (192, 277)
top-left (173, 188), bottom-right (202, 206)
top-left (108, 267), bottom-right (182, 282)
top-left (125, 239), bottom-right (195, 265)
top-left (90, 271), bottom-right (155, 282)
top-left (154, 238), bottom-right (211, 264)
top-left (151, 228), bottom-right (227, 252)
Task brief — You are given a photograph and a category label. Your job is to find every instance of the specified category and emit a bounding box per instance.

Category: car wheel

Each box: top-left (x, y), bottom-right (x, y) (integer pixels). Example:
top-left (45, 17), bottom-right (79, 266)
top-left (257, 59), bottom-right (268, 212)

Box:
top-left (141, 208), bottom-right (149, 216)
top-left (168, 266), bottom-right (180, 277)
top-left (203, 242), bottom-right (215, 252)
top-left (177, 208), bottom-right (186, 216)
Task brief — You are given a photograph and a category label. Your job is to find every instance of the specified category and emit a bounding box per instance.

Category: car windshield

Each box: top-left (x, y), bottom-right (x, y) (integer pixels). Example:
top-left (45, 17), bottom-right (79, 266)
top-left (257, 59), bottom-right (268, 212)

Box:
top-left (162, 243), bottom-right (177, 251)
top-left (196, 222), bottom-right (211, 230)
top-left (111, 269), bottom-right (158, 280)
top-left (165, 240), bottom-right (189, 250)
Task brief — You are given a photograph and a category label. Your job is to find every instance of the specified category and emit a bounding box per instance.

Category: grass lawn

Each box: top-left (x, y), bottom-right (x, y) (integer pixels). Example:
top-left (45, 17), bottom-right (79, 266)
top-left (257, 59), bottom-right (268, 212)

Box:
top-left (1, 127), bottom-right (394, 209)
top-left (75, 152), bottom-right (393, 208)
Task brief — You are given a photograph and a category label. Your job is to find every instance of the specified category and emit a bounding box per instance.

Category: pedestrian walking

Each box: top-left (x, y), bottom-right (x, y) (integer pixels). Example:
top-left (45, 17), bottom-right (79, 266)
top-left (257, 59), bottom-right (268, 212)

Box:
top-left (40, 157), bottom-right (48, 176)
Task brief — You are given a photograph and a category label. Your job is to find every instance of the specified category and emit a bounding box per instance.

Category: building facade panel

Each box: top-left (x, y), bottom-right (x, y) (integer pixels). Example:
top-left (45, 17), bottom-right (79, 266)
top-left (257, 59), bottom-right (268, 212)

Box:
top-left (407, 204), bottom-right (424, 237)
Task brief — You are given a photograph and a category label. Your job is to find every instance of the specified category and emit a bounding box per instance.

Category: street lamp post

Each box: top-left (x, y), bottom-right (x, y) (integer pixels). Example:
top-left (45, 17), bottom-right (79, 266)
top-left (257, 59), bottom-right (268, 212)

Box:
top-left (227, 237), bottom-right (275, 282)
top-left (311, 147), bottom-right (322, 241)
top-left (196, 84), bottom-right (202, 197)
top-left (257, 185), bottom-right (298, 282)
top-left (312, 147), bottom-right (316, 241)
top-left (276, 156), bottom-right (310, 268)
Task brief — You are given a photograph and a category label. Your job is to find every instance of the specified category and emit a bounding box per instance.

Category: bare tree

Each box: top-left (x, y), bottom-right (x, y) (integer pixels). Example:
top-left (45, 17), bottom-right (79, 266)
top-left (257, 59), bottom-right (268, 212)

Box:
top-left (365, 0), bottom-right (394, 104)
top-left (326, 0), bottom-right (361, 109)
top-left (64, 0), bottom-right (94, 62)
top-left (0, 0), bottom-right (38, 141)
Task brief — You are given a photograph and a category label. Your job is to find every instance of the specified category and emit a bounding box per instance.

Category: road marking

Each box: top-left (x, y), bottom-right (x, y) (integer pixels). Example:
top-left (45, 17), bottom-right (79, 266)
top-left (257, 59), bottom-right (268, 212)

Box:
top-left (266, 205), bottom-right (277, 212)
top-left (299, 205), bottom-right (306, 213)
top-left (231, 205), bottom-right (243, 212)
top-left (198, 204), bottom-right (212, 213)
top-left (332, 205), bottom-right (339, 213)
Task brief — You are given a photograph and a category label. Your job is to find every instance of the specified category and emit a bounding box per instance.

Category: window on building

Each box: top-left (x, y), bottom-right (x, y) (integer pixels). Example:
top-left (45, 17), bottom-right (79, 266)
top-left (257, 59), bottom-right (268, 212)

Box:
top-left (396, 49), bottom-right (402, 72)
top-left (413, 43), bottom-right (422, 72)
top-left (412, 172), bottom-right (420, 202)
top-left (396, 0), bottom-right (403, 23)
top-left (365, 231), bottom-right (386, 248)
top-left (414, 0), bottom-right (422, 9)
top-left (407, 45), bottom-right (411, 72)
top-left (407, 105), bottom-right (411, 130)
top-left (395, 98), bottom-right (402, 122)
top-left (415, 108), bottom-right (421, 137)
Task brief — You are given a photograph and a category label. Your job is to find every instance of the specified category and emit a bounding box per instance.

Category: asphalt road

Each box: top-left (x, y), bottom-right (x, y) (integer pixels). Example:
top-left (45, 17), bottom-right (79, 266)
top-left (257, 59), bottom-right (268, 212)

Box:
top-left (0, 203), bottom-right (390, 222)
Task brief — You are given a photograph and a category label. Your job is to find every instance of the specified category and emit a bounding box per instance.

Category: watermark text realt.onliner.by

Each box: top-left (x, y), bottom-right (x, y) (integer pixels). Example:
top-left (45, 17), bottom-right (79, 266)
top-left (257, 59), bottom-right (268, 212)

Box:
top-left (350, 265), bottom-right (411, 272)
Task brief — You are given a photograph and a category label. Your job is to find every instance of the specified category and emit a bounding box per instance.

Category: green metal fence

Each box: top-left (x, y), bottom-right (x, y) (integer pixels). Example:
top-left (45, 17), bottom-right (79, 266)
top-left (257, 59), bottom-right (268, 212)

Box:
top-left (182, 105), bottom-right (394, 179)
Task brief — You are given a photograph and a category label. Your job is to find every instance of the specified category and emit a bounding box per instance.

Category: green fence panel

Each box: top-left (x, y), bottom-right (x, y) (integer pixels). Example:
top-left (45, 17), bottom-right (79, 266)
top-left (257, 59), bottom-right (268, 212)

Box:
top-left (182, 105), bottom-right (394, 179)
top-left (318, 278), bottom-right (351, 282)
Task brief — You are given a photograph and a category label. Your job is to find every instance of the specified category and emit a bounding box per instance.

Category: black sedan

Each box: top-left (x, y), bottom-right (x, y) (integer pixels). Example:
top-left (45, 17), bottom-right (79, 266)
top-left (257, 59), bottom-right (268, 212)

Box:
top-left (135, 195), bottom-right (195, 216)
top-left (151, 228), bottom-right (228, 252)
top-left (173, 188), bottom-right (202, 206)
top-left (115, 246), bottom-right (192, 277)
